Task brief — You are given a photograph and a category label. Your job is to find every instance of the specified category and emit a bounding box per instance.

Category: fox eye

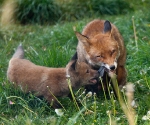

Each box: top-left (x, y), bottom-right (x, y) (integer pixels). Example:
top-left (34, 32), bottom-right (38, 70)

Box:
top-left (96, 55), bottom-right (101, 57)
top-left (96, 55), bottom-right (103, 58)
top-left (86, 69), bottom-right (90, 73)
top-left (111, 50), bottom-right (116, 55)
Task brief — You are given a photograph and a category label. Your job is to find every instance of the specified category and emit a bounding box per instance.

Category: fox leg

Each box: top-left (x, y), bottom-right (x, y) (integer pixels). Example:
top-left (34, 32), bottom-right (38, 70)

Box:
top-left (116, 65), bottom-right (127, 88)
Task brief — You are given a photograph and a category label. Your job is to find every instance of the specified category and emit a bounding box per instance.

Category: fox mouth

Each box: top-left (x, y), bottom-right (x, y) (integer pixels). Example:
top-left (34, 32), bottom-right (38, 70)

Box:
top-left (89, 78), bottom-right (97, 84)
top-left (105, 68), bottom-right (116, 73)
top-left (98, 66), bottom-right (116, 77)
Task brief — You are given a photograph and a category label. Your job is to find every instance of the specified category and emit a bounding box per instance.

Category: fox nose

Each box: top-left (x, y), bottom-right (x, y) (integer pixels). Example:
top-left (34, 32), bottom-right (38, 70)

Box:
top-left (110, 65), bottom-right (116, 70)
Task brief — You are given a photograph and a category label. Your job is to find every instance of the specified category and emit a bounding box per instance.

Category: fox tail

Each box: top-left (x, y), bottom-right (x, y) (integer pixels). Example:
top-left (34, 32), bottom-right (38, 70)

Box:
top-left (12, 44), bottom-right (24, 59)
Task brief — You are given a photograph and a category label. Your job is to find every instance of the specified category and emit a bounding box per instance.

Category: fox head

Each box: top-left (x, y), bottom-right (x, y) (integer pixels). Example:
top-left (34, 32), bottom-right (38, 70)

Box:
top-left (66, 60), bottom-right (99, 87)
top-left (76, 21), bottom-right (120, 71)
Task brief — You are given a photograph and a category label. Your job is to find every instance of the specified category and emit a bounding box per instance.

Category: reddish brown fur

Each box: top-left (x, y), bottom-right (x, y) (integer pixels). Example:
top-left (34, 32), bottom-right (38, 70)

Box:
top-left (76, 19), bottom-right (127, 88)
top-left (7, 45), bottom-right (99, 108)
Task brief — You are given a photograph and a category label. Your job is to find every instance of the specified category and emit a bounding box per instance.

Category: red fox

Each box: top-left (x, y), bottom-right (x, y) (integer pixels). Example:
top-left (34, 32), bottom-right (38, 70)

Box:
top-left (7, 45), bottom-right (99, 109)
top-left (72, 19), bottom-right (127, 95)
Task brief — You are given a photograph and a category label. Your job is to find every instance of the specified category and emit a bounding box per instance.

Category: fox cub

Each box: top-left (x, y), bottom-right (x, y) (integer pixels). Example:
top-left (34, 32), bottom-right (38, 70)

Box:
top-left (73, 19), bottom-right (127, 94)
top-left (7, 45), bottom-right (99, 109)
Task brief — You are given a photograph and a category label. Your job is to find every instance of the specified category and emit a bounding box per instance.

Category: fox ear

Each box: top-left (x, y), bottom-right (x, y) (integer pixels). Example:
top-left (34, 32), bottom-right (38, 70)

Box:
top-left (70, 60), bottom-right (80, 72)
top-left (103, 20), bottom-right (112, 34)
top-left (70, 60), bottom-right (77, 71)
top-left (75, 32), bottom-right (90, 47)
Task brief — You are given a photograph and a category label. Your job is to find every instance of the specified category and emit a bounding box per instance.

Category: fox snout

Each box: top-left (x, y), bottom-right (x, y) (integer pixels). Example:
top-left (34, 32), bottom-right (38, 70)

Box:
top-left (108, 64), bottom-right (117, 71)
top-left (95, 71), bottom-right (100, 78)
top-left (92, 69), bottom-right (100, 78)
top-left (98, 62), bottom-right (117, 77)
top-left (109, 65), bottom-right (116, 70)
top-left (89, 70), bottom-right (99, 84)
top-left (103, 62), bottom-right (117, 71)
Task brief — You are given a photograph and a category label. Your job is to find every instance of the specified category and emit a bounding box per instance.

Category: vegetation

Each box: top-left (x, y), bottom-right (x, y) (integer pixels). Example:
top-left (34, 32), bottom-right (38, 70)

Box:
top-left (0, 0), bottom-right (150, 124)
top-left (1, 0), bottom-right (133, 24)
top-left (14, 0), bottom-right (61, 24)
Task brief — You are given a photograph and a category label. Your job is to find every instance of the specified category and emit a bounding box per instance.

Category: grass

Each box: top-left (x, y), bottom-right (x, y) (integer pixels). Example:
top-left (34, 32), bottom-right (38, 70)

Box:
top-left (0, 5), bottom-right (150, 125)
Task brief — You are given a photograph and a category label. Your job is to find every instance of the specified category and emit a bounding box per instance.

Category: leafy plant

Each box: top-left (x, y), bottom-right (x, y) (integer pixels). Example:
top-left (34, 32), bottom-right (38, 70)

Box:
top-left (59, 0), bottom-right (133, 21)
top-left (14, 0), bottom-right (61, 24)
top-left (91, 0), bottom-right (133, 15)
top-left (1, 0), bottom-right (134, 24)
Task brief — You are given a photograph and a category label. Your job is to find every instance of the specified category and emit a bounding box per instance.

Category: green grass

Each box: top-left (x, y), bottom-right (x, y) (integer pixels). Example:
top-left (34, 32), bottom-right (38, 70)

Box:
top-left (0, 6), bottom-right (150, 125)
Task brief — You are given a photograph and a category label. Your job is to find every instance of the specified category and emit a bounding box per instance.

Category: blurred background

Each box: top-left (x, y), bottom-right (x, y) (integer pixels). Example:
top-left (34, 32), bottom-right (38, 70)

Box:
top-left (0, 0), bottom-right (149, 25)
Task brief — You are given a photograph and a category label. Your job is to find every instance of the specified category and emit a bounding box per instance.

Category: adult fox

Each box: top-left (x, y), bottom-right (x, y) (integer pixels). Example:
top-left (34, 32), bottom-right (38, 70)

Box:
top-left (73, 19), bottom-right (127, 95)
